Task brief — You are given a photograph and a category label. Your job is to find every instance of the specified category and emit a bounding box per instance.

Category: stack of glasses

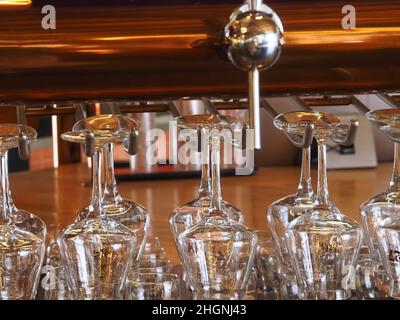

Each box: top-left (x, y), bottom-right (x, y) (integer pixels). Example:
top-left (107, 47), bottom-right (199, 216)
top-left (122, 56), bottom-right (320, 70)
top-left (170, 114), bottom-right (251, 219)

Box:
top-left (125, 236), bottom-right (185, 300)
top-left (3, 109), bottom-right (400, 300)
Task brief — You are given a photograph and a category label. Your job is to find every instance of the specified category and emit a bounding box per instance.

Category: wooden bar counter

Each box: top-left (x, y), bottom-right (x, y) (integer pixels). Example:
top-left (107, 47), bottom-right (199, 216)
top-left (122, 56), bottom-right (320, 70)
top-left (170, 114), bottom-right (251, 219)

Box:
top-left (10, 163), bottom-right (392, 264)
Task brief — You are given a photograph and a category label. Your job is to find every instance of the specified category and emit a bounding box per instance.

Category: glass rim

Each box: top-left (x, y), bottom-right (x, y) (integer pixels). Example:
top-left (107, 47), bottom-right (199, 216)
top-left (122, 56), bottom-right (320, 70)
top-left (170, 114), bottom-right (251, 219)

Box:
top-left (73, 114), bottom-right (140, 132)
top-left (174, 114), bottom-right (239, 130)
top-left (366, 108), bottom-right (400, 122)
top-left (273, 111), bottom-right (341, 131)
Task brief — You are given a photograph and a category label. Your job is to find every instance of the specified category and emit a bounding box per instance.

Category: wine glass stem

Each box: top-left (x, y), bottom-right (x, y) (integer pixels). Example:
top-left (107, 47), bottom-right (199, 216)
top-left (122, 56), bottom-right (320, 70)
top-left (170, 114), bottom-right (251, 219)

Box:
top-left (210, 135), bottom-right (223, 213)
top-left (103, 143), bottom-right (122, 204)
top-left (296, 147), bottom-right (313, 197)
top-left (197, 128), bottom-right (211, 198)
top-left (389, 141), bottom-right (400, 192)
top-left (0, 152), bottom-right (10, 220)
top-left (316, 143), bottom-right (330, 206)
top-left (89, 149), bottom-right (105, 218)
top-left (4, 152), bottom-right (15, 212)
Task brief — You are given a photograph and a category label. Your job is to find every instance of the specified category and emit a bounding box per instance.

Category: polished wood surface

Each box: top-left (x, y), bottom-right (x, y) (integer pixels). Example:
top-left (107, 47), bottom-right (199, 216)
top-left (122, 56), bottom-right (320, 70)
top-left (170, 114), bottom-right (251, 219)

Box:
top-left (1, 1), bottom-right (400, 102)
top-left (10, 162), bottom-right (392, 263)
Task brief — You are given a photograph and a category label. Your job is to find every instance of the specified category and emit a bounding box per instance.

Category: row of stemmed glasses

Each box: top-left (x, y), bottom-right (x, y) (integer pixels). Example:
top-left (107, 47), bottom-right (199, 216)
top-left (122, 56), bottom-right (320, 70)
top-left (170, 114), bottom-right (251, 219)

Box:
top-left (269, 111), bottom-right (363, 300)
top-left (58, 114), bottom-right (149, 299)
top-left (173, 114), bottom-right (257, 300)
top-left (363, 109), bottom-right (400, 299)
top-left (0, 124), bottom-right (46, 299)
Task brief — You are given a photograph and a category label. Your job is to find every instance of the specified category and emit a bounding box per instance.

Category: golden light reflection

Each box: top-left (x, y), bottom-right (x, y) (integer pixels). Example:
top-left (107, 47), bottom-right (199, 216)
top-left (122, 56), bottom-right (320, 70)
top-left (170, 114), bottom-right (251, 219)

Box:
top-left (94, 34), bottom-right (206, 41)
top-left (285, 27), bottom-right (400, 45)
top-left (75, 49), bottom-right (119, 54)
top-left (0, 0), bottom-right (31, 5)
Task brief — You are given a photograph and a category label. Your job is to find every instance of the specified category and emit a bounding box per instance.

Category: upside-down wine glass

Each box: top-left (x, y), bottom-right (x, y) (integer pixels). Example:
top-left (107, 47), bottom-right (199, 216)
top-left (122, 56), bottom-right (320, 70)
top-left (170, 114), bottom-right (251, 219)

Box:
top-left (177, 115), bottom-right (256, 300)
top-left (169, 114), bottom-right (243, 247)
top-left (361, 109), bottom-right (400, 262)
top-left (283, 111), bottom-right (363, 300)
top-left (0, 126), bottom-right (46, 241)
top-left (369, 109), bottom-right (400, 299)
top-left (58, 115), bottom-right (138, 299)
top-left (267, 116), bottom-right (316, 274)
top-left (75, 115), bottom-right (149, 264)
top-left (0, 124), bottom-right (46, 300)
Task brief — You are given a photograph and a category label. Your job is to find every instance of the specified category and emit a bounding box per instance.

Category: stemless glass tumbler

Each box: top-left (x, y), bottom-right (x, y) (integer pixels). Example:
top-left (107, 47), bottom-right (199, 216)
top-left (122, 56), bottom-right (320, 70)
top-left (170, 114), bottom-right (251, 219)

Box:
top-left (283, 112), bottom-right (363, 300)
top-left (177, 115), bottom-right (256, 300)
top-left (0, 124), bottom-right (46, 300)
top-left (253, 230), bottom-right (280, 299)
top-left (355, 248), bottom-right (390, 300)
top-left (58, 115), bottom-right (138, 299)
top-left (377, 216), bottom-right (400, 299)
top-left (125, 272), bottom-right (181, 300)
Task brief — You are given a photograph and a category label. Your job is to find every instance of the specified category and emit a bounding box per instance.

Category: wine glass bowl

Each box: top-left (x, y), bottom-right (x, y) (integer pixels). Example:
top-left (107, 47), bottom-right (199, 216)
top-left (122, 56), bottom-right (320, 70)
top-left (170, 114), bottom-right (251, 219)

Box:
top-left (0, 225), bottom-right (45, 300)
top-left (59, 218), bottom-right (137, 300)
top-left (285, 212), bottom-right (362, 300)
top-left (178, 216), bottom-right (256, 299)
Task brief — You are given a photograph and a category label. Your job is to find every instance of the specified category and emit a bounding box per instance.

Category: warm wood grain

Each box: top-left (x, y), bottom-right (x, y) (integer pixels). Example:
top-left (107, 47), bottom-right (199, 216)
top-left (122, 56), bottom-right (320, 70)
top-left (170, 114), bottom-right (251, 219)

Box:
top-left (9, 162), bottom-right (393, 264)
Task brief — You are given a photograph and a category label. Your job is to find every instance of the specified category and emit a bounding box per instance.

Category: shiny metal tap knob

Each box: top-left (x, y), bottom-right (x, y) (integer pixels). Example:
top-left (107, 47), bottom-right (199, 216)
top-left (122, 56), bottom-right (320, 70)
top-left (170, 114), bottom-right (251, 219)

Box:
top-left (224, 2), bottom-right (284, 149)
